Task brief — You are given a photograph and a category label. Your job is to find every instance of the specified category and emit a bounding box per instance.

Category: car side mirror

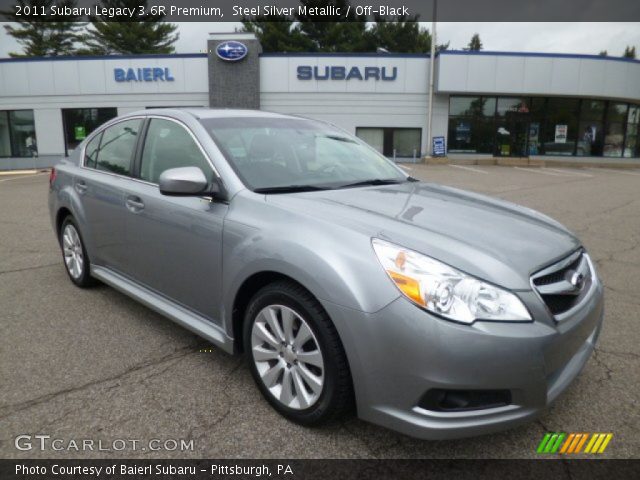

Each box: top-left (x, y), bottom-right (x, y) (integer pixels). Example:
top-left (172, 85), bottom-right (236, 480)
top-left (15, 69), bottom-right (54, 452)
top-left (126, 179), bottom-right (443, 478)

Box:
top-left (158, 167), bottom-right (208, 196)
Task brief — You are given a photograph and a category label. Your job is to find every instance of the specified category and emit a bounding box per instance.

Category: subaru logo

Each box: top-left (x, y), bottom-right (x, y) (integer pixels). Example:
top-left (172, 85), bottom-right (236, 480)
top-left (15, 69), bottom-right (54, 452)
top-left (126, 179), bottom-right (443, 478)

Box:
top-left (216, 41), bottom-right (248, 62)
top-left (569, 271), bottom-right (585, 289)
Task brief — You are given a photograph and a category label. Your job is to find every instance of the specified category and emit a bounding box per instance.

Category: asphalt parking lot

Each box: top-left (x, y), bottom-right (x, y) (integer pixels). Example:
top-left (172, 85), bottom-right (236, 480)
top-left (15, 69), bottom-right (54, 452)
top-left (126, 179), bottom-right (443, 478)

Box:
top-left (1, 165), bottom-right (639, 459)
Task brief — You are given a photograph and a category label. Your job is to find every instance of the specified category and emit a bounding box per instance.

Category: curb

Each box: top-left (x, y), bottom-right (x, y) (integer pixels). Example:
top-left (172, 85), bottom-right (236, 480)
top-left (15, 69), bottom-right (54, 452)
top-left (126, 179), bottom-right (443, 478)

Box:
top-left (423, 157), bottom-right (640, 169)
top-left (0, 169), bottom-right (41, 176)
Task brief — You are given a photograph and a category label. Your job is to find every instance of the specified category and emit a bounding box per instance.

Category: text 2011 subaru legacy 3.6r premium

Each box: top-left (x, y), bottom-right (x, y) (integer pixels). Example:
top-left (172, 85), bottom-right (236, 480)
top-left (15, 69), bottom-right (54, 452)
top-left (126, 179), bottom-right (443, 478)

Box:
top-left (49, 109), bottom-right (604, 439)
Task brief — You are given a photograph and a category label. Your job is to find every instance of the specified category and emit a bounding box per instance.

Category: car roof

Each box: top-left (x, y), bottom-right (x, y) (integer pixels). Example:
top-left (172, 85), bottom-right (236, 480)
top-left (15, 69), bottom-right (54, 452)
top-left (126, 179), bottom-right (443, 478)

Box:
top-left (124, 108), bottom-right (301, 121)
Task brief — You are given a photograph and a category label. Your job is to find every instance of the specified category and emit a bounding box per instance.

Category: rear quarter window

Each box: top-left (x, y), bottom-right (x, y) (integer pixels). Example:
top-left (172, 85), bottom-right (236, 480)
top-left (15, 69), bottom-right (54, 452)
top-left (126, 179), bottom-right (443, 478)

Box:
top-left (84, 133), bottom-right (102, 169)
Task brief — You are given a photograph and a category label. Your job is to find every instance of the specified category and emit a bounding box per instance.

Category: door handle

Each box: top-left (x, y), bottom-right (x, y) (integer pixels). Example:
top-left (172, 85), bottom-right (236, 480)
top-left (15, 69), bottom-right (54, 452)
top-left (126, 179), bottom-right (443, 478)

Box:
top-left (125, 195), bottom-right (145, 212)
top-left (74, 180), bottom-right (87, 194)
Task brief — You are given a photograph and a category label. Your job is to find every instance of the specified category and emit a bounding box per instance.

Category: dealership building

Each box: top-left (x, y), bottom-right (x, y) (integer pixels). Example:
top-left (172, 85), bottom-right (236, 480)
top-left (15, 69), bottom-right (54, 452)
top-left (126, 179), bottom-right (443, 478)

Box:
top-left (1, 32), bottom-right (639, 170)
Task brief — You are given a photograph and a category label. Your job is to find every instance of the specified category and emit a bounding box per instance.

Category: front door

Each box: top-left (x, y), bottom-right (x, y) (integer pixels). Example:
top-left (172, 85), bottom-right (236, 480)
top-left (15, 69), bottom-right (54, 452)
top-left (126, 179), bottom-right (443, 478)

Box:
top-left (121, 118), bottom-right (227, 323)
top-left (495, 98), bottom-right (531, 157)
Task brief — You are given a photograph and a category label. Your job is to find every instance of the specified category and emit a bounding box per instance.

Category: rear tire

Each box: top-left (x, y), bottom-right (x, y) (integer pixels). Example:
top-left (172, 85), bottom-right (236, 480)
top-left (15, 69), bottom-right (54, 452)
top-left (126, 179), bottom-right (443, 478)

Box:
top-left (243, 281), bottom-right (353, 426)
top-left (59, 216), bottom-right (96, 288)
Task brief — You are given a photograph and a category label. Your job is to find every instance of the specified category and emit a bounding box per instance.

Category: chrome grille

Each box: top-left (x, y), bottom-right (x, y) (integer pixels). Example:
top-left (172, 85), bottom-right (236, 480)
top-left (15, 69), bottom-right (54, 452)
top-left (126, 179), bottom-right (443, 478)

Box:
top-left (531, 249), bottom-right (592, 318)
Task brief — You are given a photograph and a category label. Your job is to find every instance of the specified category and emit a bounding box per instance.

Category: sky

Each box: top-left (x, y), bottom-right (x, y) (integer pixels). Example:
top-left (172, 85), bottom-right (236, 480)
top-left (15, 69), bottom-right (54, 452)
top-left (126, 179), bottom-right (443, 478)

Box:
top-left (0, 22), bottom-right (639, 58)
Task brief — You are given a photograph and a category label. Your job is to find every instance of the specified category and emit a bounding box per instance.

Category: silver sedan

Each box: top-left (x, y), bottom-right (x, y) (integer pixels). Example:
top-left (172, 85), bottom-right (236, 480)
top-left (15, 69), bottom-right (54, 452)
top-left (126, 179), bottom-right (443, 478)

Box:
top-left (49, 109), bottom-right (603, 439)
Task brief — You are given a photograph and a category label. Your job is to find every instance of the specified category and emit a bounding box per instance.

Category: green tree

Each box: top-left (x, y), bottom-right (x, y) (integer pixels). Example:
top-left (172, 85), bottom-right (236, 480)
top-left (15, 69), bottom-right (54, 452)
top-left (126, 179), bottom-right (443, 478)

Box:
top-left (467, 33), bottom-right (482, 51)
top-left (623, 46), bottom-right (636, 59)
top-left (244, 3), bottom-right (451, 54)
top-left (599, 50), bottom-right (608, 56)
top-left (295, 0), bottom-right (369, 52)
top-left (365, 16), bottom-right (429, 52)
top-left (81, 0), bottom-right (178, 54)
top-left (242, 16), bottom-right (314, 52)
top-left (2, 0), bottom-right (86, 57)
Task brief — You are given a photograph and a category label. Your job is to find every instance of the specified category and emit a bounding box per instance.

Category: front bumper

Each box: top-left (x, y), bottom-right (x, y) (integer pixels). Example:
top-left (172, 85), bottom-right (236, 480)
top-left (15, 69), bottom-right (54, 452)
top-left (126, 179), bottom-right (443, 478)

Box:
top-left (321, 280), bottom-right (604, 440)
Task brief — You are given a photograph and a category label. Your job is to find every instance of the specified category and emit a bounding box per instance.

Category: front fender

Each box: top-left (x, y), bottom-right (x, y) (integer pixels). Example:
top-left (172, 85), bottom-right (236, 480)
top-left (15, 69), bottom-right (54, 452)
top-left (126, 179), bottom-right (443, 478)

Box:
top-left (220, 212), bottom-right (401, 338)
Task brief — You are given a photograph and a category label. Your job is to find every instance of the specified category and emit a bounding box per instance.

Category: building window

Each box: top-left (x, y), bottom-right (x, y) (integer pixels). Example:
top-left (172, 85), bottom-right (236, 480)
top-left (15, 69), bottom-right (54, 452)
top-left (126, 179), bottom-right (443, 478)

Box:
top-left (578, 100), bottom-right (606, 156)
top-left (62, 108), bottom-right (118, 154)
top-left (0, 110), bottom-right (36, 158)
top-left (0, 113), bottom-right (10, 157)
top-left (604, 102), bottom-right (628, 158)
top-left (447, 95), bottom-right (640, 159)
top-left (356, 128), bottom-right (384, 154)
top-left (541, 98), bottom-right (580, 156)
top-left (527, 97), bottom-right (547, 155)
top-left (495, 98), bottom-right (530, 156)
top-left (623, 104), bottom-right (639, 158)
top-left (356, 127), bottom-right (422, 159)
top-left (447, 96), bottom-right (496, 154)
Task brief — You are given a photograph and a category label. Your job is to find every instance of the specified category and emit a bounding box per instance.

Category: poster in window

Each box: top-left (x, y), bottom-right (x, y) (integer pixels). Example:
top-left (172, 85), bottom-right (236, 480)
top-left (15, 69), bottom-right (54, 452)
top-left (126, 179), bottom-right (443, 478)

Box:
top-left (582, 125), bottom-right (596, 144)
top-left (528, 123), bottom-right (540, 155)
top-left (554, 125), bottom-right (568, 143)
top-left (74, 126), bottom-right (87, 141)
top-left (455, 121), bottom-right (471, 143)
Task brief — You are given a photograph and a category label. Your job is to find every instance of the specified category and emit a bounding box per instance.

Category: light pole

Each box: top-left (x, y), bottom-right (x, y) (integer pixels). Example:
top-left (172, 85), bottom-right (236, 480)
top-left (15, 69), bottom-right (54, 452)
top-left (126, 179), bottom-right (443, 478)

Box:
top-left (426, 0), bottom-right (437, 159)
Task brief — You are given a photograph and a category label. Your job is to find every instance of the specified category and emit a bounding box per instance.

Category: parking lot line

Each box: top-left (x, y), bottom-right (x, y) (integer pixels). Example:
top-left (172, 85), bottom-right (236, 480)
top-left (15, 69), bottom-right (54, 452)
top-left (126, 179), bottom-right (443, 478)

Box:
top-left (513, 167), bottom-right (570, 176)
top-left (588, 168), bottom-right (640, 177)
top-left (547, 168), bottom-right (594, 178)
top-left (448, 164), bottom-right (489, 174)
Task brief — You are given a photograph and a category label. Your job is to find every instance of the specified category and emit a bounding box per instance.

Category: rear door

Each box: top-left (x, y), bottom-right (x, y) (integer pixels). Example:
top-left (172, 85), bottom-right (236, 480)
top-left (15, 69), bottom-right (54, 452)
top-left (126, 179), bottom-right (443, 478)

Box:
top-left (78, 118), bottom-right (143, 273)
top-left (121, 117), bottom-right (227, 323)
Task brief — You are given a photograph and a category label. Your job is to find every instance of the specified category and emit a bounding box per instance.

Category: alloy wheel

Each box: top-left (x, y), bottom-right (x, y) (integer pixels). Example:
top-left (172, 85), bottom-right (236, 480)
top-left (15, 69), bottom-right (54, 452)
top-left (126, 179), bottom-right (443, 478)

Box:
top-left (250, 305), bottom-right (325, 410)
top-left (62, 223), bottom-right (84, 279)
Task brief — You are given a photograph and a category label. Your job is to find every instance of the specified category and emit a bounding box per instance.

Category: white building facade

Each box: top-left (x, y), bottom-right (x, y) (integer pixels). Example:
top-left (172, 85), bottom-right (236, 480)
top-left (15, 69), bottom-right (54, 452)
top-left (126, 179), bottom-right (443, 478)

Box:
top-left (1, 34), bottom-right (639, 170)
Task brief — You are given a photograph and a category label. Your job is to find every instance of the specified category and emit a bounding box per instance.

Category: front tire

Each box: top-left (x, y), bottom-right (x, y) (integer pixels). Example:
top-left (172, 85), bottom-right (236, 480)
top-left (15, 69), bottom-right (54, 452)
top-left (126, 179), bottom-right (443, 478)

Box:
top-left (60, 216), bottom-right (95, 288)
top-left (243, 281), bottom-right (353, 425)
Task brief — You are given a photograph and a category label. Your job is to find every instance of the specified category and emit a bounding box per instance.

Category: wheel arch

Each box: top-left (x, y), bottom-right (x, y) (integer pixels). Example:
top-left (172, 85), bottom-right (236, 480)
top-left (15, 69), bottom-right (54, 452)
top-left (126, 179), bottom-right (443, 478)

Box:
top-left (55, 206), bottom-right (73, 241)
top-left (231, 270), bottom-right (315, 354)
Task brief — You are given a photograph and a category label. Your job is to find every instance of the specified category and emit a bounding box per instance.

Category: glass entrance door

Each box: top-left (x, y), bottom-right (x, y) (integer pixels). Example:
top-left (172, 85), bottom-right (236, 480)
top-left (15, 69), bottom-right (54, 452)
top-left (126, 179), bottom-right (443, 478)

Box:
top-left (495, 98), bottom-right (531, 157)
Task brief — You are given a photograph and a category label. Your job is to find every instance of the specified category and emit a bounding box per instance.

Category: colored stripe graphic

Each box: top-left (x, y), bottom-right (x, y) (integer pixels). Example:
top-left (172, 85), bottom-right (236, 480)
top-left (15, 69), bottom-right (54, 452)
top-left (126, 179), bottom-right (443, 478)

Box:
top-left (537, 433), bottom-right (552, 453)
top-left (537, 433), bottom-right (566, 453)
top-left (597, 434), bottom-right (613, 453)
top-left (584, 434), bottom-right (599, 453)
top-left (538, 433), bottom-right (613, 454)
top-left (585, 433), bottom-right (613, 454)
top-left (550, 433), bottom-right (566, 453)
top-left (559, 433), bottom-right (575, 454)
top-left (545, 433), bottom-right (559, 453)
top-left (575, 433), bottom-right (589, 453)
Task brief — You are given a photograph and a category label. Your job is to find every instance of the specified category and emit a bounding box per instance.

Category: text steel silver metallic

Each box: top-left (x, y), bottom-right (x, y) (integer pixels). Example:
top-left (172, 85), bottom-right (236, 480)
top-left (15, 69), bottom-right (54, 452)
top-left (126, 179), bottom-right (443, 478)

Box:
top-left (49, 109), bottom-right (604, 439)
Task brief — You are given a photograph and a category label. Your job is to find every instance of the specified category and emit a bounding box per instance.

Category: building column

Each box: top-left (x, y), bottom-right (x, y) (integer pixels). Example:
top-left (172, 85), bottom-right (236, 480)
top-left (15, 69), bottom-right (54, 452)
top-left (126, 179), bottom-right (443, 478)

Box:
top-left (207, 33), bottom-right (262, 109)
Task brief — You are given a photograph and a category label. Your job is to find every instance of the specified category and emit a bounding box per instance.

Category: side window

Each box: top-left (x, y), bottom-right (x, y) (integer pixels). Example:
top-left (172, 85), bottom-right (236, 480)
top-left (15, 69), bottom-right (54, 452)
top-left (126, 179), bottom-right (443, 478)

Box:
top-left (95, 119), bottom-right (142, 176)
top-left (140, 119), bottom-right (212, 184)
top-left (84, 132), bottom-right (102, 169)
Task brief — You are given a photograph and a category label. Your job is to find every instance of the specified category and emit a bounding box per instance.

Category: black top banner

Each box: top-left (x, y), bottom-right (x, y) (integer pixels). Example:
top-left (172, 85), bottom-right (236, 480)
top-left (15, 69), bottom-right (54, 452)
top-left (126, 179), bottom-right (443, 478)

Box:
top-left (0, 0), bottom-right (639, 22)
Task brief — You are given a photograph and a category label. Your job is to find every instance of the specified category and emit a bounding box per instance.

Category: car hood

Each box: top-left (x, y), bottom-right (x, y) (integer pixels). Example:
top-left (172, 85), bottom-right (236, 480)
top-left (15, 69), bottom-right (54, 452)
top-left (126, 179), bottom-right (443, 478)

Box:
top-left (266, 182), bottom-right (580, 290)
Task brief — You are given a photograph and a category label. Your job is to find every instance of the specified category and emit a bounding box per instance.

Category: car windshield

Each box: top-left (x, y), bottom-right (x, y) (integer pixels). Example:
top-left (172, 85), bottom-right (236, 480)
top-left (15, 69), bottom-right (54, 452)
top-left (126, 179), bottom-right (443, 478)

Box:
top-left (200, 117), bottom-right (408, 192)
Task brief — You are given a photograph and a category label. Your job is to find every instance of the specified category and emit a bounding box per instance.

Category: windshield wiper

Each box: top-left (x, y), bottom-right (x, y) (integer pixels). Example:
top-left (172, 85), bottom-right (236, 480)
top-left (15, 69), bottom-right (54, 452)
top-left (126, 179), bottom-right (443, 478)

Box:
top-left (253, 185), bottom-right (333, 194)
top-left (337, 178), bottom-right (407, 189)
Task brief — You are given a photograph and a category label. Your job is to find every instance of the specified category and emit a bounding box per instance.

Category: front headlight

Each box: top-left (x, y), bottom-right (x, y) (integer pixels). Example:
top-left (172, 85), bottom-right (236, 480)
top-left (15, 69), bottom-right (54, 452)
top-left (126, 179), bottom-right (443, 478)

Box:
top-left (372, 239), bottom-right (531, 324)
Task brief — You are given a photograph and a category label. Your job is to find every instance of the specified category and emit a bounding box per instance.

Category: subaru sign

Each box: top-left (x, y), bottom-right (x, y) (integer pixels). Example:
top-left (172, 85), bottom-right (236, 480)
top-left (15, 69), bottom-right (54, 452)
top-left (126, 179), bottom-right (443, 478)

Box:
top-left (216, 41), bottom-right (248, 62)
top-left (297, 66), bottom-right (397, 81)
